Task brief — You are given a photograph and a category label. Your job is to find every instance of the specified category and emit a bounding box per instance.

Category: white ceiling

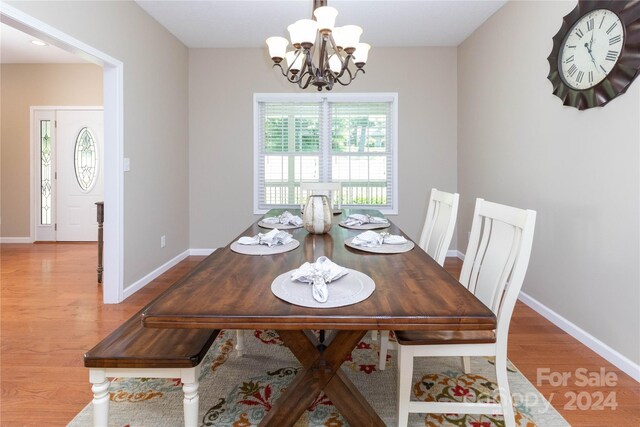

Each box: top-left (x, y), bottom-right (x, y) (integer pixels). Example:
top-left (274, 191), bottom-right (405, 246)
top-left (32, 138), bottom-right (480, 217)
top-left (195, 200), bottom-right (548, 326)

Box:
top-left (0, 22), bottom-right (87, 64)
top-left (135, 0), bottom-right (507, 48)
top-left (0, 1), bottom-right (507, 63)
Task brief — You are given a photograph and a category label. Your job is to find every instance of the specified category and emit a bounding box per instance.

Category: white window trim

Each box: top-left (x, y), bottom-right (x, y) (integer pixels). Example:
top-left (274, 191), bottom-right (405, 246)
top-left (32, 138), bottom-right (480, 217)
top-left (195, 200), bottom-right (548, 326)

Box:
top-left (253, 92), bottom-right (398, 215)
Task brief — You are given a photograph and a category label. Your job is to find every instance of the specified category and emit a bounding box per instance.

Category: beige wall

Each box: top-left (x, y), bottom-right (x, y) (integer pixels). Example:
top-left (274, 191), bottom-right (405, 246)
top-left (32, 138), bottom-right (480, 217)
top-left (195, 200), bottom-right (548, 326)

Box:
top-left (458, 1), bottom-right (640, 364)
top-left (8, 1), bottom-right (190, 286)
top-left (1, 63), bottom-right (103, 238)
top-left (189, 47), bottom-right (458, 248)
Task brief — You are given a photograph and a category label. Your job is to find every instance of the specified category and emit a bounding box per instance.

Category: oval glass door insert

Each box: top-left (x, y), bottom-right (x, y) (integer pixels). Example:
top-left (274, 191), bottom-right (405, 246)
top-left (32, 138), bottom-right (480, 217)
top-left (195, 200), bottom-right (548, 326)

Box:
top-left (74, 127), bottom-right (98, 191)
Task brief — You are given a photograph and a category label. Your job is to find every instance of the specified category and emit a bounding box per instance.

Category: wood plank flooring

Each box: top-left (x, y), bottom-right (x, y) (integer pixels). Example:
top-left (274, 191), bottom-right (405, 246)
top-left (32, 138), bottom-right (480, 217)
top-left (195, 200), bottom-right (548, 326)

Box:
top-left (1, 243), bottom-right (638, 426)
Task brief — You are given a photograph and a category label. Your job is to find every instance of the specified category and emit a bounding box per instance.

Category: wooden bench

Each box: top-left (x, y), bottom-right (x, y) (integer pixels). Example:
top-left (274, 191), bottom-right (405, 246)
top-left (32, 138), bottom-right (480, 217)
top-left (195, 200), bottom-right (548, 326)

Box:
top-left (84, 308), bottom-right (220, 427)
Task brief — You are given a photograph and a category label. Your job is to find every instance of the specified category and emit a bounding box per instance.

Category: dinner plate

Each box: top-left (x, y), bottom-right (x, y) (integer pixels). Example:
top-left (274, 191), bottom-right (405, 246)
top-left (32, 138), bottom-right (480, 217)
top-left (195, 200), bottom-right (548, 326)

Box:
top-left (271, 269), bottom-right (375, 308)
top-left (339, 221), bottom-right (390, 230)
top-left (230, 239), bottom-right (300, 255)
top-left (344, 237), bottom-right (415, 254)
top-left (258, 220), bottom-right (303, 229)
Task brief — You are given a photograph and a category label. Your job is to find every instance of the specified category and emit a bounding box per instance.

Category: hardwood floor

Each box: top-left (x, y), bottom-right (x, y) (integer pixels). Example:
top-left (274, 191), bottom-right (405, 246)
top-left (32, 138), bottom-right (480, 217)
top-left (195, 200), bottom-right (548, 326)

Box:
top-left (1, 243), bottom-right (638, 426)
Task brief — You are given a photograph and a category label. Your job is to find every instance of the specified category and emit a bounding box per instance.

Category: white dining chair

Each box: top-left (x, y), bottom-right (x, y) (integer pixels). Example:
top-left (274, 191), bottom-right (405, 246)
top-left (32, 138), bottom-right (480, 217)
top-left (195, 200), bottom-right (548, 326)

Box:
top-left (300, 182), bottom-right (342, 210)
top-left (394, 198), bottom-right (536, 427)
top-left (418, 188), bottom-right (460, 265)
top-left (376, 188), bottom-right (459, 370)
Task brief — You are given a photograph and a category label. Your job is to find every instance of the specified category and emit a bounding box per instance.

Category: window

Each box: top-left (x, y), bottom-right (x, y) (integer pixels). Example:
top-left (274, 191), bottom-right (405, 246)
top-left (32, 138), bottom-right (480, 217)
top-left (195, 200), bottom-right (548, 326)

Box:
top-left (74, 127), bottom-right (98, 192)
top-left (40, 120), bottom-right (52, 225)
top-left (254, 93), bottom-right (397, 214)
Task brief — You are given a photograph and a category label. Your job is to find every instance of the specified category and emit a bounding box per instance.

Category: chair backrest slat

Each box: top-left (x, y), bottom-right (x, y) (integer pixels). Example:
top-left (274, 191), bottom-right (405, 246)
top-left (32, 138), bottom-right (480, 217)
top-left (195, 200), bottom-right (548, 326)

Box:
top-left (418, 188), bottom-right (459, 266)
top-left (460, 199), bottom-right (536, 338)
top-left (300, 182), bottom-right (342, 209)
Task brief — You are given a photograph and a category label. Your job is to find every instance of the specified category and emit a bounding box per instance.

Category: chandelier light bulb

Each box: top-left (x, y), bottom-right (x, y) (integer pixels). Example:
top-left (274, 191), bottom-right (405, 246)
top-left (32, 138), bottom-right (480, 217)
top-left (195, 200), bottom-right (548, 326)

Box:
top-left (266, 37), bottom-right (289, 62)
top-left (340, 25), bottom-right (363, 51)
top-left (291, 19), bottom-right (318, 47)
top-left (331, 26), bottom-right (345, 49)
top-left (353, 43), bottom-right (371, 65)
top-left (287, 22), bottom-right (302, 48)
top-left (286, 51), bottom-right (304, 72)
top-left (328, 54), bottom-right (343, 73)
top-left (314, 6), bottom-right (338, 34)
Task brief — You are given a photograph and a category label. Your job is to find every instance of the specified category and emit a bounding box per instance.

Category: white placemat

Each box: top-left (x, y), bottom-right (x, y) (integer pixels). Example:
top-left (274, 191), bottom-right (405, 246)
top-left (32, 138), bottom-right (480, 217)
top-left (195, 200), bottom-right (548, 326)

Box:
top-left (344, 237), bottom-right (415, 254)
top-left (230, 239), bottom-right (300, 256)
top-left (258, 220), bottom-right (303, 230)
top-left (271, 269), bottom-right (375, 308)
top-left (339, 221), bottom-right (390, 230)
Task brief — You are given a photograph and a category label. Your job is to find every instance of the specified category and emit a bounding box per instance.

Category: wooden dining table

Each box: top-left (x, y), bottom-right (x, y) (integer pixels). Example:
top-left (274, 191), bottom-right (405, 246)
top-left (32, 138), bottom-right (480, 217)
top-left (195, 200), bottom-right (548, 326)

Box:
top-left (142, 209), bottom-right (496, 427)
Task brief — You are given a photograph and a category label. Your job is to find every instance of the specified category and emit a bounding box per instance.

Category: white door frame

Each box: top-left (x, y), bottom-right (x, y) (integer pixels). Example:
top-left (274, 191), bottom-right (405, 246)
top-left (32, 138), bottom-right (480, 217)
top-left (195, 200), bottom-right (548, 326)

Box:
top-left (31, 107), bottom-right (104, 242)
top-left (2, 4), bottom-right (124, 303)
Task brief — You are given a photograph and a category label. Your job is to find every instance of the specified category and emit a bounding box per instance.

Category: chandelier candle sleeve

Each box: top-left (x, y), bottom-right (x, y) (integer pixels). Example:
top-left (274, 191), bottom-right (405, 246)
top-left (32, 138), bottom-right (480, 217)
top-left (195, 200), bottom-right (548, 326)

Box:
top-left (265, 0), bottom-right (370, 91)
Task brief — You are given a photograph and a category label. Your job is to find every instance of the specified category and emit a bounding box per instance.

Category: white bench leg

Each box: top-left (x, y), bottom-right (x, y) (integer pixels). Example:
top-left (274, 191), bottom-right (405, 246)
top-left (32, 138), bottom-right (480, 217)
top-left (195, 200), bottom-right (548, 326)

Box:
top-left (235, 330), bottom-right (245, 357)
top-left (182, 380), bottom-right (199, 427)
top-left (89, 369), bottom-right (110, 427)
top-left (182, 366), bottom-right (201, 427)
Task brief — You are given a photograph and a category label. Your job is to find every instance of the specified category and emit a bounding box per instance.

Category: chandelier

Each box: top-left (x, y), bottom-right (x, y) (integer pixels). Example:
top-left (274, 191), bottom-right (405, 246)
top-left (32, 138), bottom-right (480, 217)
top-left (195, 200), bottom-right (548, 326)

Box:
top-left (265, 0), bottom-right (370, 91)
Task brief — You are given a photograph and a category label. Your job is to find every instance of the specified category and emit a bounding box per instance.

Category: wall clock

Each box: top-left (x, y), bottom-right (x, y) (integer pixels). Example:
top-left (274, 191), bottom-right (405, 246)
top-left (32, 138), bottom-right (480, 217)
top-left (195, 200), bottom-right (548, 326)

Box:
top-left (547, 0), bottom-right (640, 110)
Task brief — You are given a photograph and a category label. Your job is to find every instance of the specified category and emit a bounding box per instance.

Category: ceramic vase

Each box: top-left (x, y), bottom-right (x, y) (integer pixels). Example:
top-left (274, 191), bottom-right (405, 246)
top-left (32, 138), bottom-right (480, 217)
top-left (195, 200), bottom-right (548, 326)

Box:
top-left (303, 195), bottom-right (332, 234)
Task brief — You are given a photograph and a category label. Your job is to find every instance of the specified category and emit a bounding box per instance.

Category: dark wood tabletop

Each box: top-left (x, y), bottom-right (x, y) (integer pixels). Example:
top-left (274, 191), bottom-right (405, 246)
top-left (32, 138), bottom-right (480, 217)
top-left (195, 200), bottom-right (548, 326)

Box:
top-left (141, 209), bottom-right (496, 427)
top-left (142, 208), bottom-right (495, 331)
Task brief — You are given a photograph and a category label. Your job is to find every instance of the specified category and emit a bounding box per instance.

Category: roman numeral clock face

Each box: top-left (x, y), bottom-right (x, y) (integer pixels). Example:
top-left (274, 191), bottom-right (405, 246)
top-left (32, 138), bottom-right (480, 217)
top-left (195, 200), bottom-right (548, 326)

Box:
top-left (560, 9), bottom-right (624, 90)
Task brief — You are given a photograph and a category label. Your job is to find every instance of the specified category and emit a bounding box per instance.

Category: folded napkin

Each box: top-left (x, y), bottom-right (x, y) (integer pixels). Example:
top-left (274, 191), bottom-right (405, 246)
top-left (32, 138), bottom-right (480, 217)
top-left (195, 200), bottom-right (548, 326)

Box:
top-left (237, 229), bottom-right (293, 247)
top-left (351, 230), bottom-right (408, 247)
top-left (262, 211), bottom-right (303, 227)
top-left (290, 256), bottom-right (348, 303)
top-left (343, 213), bottom-right (389, 227)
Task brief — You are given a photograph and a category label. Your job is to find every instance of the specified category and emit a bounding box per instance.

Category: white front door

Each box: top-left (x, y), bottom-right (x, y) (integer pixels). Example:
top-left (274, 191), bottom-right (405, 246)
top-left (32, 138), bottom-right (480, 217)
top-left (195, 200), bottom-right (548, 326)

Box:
top-left (55, 110), bottom-right (104, 241)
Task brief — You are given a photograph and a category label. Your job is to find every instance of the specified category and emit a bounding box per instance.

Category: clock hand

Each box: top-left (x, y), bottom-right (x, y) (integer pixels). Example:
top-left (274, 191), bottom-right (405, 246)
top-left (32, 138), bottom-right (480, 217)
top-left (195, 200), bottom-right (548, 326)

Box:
top-left (585, 42), bottom-right (600, 72)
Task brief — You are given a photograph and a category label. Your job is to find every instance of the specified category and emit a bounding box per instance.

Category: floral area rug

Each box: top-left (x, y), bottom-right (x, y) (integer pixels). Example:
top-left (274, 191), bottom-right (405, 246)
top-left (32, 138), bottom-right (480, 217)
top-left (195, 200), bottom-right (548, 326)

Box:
top-left (68, 329), bottom-right (569, 426)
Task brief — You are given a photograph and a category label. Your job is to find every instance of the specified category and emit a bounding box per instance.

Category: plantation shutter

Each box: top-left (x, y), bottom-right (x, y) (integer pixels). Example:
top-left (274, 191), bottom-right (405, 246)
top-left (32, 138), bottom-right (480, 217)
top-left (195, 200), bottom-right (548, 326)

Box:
top-left (256, 94), bottom-right (396, 212)
top-left (328, 101), bottom-right (393, 209)
top-left (257, 102), bottom-right (323, 210)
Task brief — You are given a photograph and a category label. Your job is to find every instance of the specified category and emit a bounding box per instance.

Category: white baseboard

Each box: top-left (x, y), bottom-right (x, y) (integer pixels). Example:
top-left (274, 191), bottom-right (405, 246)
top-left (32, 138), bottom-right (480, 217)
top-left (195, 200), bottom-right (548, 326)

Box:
top-left (0, 237), bottom-right (33, 244)
top-left (447, 251), bottom-right (638, 382)
top-left (189, 248), bottom-right (216, 256)
top-left (519, 291), bottom-right (640, 382)
top-left (449, 249), bottom-right (465, 260)
top-left (123, 249), bottom-right (190, 300)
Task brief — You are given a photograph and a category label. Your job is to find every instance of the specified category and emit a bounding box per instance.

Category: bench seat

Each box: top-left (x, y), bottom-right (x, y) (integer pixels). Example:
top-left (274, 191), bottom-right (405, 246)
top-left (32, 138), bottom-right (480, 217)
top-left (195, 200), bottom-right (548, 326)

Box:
top-left (84, 307), bottom-right (220, 427)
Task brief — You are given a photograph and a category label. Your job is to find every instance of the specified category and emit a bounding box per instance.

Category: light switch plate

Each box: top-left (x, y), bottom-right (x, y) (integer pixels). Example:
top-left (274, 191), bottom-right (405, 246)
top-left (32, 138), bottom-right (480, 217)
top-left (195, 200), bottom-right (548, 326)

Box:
top-left (124, 157), bottom-right (131, 172)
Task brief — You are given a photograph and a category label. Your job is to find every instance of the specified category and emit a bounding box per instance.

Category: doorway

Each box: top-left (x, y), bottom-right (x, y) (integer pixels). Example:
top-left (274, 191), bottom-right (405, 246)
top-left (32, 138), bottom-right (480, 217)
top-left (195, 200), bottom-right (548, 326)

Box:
top-left (33, 108), bottom-right (104, 242)
top-left (2, 3), bottom-right (124, 303)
